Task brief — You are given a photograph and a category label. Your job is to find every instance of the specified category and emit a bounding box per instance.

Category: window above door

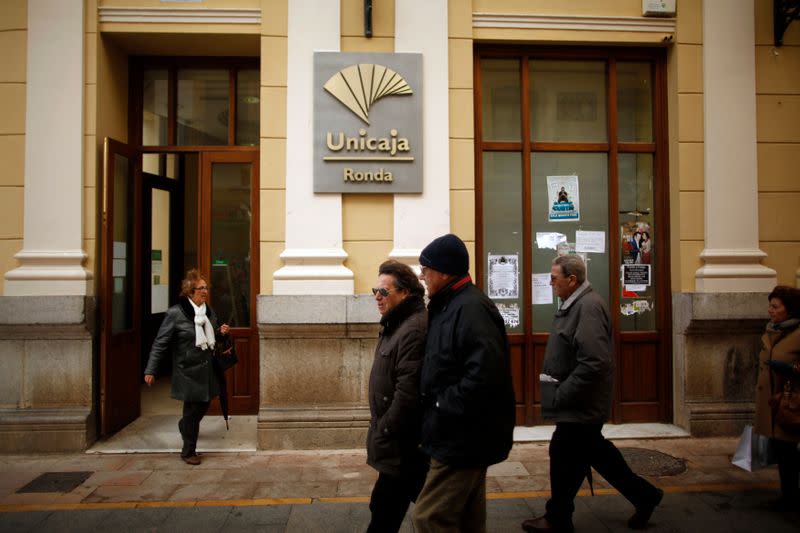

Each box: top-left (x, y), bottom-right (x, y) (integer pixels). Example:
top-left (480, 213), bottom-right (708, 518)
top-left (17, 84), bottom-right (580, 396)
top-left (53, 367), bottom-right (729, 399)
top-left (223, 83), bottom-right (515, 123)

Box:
top-left (133, 58), bottom-right (259, 148)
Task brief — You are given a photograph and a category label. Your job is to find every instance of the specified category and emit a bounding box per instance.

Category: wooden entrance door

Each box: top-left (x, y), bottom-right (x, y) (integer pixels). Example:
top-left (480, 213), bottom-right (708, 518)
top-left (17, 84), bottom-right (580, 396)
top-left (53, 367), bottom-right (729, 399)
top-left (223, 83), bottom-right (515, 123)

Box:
top-left (199, 151), bottom-right (260, 414)
top-left (99, 138), bottom-right (142, 435)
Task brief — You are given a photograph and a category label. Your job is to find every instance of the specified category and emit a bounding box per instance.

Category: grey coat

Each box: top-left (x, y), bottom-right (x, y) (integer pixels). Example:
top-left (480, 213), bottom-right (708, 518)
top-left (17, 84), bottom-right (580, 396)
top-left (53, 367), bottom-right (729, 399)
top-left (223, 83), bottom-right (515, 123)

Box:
top-left (541, 284), bottom-right (614, 424)
top-left (144, 298), bottom-right (221, 402)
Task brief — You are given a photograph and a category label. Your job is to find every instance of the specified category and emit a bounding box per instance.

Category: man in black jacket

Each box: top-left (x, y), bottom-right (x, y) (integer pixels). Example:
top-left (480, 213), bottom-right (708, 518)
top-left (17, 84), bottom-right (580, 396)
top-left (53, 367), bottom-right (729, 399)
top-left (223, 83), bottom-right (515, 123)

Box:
top-left (522, 255), bottom-right (662, 533)
top-left (412, 234), bottom-right (516, 533)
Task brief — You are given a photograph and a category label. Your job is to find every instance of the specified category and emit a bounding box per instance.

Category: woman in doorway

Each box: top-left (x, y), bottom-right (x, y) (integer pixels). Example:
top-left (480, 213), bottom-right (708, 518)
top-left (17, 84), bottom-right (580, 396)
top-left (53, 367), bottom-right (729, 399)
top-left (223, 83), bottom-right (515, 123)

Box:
top-left (754, 285), bottom-right (800, 510)
top-left (144, 269), bottom-right (230, 465)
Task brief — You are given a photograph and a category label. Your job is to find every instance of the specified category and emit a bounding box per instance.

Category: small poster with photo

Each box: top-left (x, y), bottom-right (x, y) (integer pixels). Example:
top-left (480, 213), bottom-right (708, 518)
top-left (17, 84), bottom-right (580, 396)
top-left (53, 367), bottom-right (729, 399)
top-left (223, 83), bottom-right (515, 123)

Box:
top-left (621, 222), bottom-right (652, 265)
top-left (547, 175), bottom-right (580, 222)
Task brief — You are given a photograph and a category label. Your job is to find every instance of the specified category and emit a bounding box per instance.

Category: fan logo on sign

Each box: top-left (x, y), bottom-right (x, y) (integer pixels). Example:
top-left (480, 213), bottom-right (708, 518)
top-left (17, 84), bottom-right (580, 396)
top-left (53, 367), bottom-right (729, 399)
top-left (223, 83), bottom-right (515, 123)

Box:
top-left (323, 64), bottom-right (414, 183)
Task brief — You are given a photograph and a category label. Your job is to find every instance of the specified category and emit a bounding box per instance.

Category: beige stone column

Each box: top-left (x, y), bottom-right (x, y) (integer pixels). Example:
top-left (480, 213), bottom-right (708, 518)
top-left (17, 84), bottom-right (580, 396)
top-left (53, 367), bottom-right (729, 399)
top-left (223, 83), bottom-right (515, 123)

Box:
top-left (272, 0), bottom-right (354, 295)
top-left (694, 0), bottom-right (775, 291)
top-left (391, 0), bottom-right (451, 265)
top-left (4, 0), bottom-right (91, 296)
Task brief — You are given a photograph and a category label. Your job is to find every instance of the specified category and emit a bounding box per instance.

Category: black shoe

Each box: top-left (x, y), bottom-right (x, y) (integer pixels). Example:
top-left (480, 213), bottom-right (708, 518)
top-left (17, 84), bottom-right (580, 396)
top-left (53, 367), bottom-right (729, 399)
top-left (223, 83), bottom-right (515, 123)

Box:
top-left (180, 453), bottom-right (201, 466)
top-left (628, 488), bottom-right (663, 529)
top-left (521, 516), bottom-right (574, 533)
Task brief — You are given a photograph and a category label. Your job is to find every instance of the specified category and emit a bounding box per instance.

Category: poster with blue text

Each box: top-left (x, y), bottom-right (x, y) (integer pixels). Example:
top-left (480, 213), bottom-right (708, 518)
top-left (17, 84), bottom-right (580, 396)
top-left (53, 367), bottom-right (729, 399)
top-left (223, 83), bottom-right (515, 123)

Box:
top-left (547, 175), bottom-right (580, 222)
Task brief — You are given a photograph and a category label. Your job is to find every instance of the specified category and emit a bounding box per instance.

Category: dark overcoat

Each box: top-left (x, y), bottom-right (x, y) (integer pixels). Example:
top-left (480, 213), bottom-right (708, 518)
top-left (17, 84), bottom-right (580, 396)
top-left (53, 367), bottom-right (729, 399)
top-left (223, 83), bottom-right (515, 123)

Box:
top-left (366, 295), bottom-right (428, 477)
top-left (419, 276), bottom-right (516, 468)
top-left (144, 298), bottom-right (221, 402)
top-left (541, 285), bottom-right (614, 424)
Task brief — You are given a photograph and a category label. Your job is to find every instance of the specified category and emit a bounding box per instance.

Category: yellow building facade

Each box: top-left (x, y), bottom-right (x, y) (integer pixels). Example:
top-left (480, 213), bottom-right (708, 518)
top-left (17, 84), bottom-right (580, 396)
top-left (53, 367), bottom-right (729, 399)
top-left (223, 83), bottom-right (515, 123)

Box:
top-left (0, 0), bottom-right (798, 451)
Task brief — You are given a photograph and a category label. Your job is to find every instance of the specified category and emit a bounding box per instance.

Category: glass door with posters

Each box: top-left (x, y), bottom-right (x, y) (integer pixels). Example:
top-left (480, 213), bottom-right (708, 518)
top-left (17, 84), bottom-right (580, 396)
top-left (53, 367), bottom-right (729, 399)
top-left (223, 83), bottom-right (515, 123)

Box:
top-left (476, 49), bottom-right (670, 426)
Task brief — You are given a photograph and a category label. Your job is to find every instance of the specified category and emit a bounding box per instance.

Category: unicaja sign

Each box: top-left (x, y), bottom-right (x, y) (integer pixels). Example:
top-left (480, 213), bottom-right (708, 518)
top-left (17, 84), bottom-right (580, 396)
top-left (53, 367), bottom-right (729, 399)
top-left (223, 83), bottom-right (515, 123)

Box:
top-left (314, 52), bottom-right (423, 193)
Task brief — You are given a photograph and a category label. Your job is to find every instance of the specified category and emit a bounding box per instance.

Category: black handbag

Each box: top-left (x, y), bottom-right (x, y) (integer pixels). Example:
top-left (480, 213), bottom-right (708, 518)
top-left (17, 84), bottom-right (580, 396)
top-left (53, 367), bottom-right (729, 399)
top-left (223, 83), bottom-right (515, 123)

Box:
top-left (215, 334), bottom-right (238, 371)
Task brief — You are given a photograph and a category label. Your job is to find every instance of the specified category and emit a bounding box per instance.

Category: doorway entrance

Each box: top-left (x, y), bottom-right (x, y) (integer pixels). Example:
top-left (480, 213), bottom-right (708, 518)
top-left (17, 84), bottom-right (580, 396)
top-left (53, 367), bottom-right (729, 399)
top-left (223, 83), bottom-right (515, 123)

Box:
top-left (100, 144), bottom-right (260, 439)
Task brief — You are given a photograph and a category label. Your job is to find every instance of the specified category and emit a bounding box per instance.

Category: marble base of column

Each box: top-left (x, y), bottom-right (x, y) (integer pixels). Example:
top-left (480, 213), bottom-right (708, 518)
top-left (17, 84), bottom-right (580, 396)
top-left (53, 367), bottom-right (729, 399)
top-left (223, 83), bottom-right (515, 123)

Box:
top-left (4, 249), bottom-right (92, 296)
top-left (695, 248), bottom-right (777, 292)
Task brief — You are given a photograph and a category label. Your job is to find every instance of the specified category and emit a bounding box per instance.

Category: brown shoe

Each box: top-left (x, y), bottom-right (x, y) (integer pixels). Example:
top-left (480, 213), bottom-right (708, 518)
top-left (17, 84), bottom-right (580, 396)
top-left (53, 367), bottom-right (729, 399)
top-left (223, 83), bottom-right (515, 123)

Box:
top-left (181, 454), bottom-right (201, 465)
top-left (521, 516), bottom-right (573, 533)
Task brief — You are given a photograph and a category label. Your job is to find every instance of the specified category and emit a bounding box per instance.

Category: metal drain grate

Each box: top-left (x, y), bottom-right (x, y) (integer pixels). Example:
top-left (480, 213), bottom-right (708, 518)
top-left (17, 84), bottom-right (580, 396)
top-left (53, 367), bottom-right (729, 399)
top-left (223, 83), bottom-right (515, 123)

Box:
top-left (619, 447), bottom-right (687, 477)
top-left (16, 471), bottom-right (93, 493)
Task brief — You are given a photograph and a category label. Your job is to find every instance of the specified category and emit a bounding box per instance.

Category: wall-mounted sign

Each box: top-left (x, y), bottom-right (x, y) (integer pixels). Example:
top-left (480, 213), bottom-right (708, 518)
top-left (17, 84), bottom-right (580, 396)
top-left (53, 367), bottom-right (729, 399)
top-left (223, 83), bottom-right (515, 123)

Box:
top-left (314, 52), bottom-right (423, 193)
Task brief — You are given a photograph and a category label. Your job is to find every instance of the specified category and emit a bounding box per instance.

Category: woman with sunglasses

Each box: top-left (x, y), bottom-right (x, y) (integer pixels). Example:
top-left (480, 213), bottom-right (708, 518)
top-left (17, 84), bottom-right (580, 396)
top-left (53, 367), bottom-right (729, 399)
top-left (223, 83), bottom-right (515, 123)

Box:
top-left (144, 269), bottom-right (230, 465)
top-left (366, 260), bottom-right (429, 532)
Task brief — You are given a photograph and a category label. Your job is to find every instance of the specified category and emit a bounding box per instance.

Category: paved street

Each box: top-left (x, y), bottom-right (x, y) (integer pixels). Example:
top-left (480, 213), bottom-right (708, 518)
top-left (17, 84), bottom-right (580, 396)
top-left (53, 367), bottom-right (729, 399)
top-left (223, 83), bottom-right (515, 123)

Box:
top-left (1, 437), bottom-right (797, 532)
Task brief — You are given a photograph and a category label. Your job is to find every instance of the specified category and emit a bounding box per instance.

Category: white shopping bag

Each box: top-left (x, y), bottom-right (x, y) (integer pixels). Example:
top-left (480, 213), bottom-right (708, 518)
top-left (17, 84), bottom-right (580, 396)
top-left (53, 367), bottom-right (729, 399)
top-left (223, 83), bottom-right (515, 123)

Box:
top-left (731, 424), bottom-right (774, 472)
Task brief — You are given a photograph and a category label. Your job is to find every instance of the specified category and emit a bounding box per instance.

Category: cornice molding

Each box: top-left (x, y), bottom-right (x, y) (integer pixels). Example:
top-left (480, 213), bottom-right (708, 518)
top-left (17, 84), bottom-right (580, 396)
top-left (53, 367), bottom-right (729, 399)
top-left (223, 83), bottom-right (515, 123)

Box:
top-left (98, 7), bottom-right (261, 25)
top-left (473, 13), bottom-right (676, 34)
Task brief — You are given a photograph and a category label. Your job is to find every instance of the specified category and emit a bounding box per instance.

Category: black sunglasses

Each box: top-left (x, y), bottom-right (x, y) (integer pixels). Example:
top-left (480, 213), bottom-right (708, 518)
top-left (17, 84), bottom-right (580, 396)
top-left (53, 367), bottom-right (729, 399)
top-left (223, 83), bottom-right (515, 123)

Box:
top-left (371, 287), bottom-right (394, 297)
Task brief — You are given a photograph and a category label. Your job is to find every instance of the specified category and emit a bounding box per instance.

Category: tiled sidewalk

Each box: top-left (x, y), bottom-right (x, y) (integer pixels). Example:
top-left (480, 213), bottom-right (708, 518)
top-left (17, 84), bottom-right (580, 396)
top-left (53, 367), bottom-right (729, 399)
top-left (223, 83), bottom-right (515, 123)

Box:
top-left (0, 437), bottom-right (782, 509)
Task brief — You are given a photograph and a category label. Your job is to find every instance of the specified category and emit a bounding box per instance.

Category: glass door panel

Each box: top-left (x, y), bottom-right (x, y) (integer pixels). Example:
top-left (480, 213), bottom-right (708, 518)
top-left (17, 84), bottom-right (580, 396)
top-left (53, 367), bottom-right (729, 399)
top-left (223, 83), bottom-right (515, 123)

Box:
top-left (482, 152), bottom-right (524, 333)
top-left (111, 153), bottom-right (133, 334)
top-left (531, 152), bottom-right (609, 331)
top-left (619, 153), bottom-right (656, 331)
top-left (210, 162), bottom-right (252, 327)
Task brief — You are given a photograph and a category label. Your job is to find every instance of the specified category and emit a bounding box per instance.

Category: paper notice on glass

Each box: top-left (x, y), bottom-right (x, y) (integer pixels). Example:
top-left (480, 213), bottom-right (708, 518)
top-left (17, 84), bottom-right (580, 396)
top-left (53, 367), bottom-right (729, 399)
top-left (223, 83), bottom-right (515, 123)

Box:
top-left (536, 232), bottom-right (567, 250)
top-left (547, 175), bottom-right (580, 222)
top-left (575, 230), bottom-right (605, 253)
top-left (488, 254), bottom-right (519, 299)
top-left (532, 273), bottom-right (553, 305)
top-left (496, 303), bottom-right (520, 328)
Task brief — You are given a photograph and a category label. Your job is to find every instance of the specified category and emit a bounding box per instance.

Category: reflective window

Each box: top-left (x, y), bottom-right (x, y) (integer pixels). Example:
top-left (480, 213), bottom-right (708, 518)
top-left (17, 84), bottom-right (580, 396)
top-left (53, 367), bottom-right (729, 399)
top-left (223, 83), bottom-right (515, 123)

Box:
top-left (481, 59), bottom-right (521, 142)
top-left (530, 60), bottom-right (607, 143)
top-left (236, 69), bottom-right (260, 146)
top-left (617, 63), bottom-right (653, 143)
top-left (142, 69), bottom-right (168, 146)
top-left (210, 163), bottom-right (252, 327)
top-left (177, 69), bottom-right (229, 145)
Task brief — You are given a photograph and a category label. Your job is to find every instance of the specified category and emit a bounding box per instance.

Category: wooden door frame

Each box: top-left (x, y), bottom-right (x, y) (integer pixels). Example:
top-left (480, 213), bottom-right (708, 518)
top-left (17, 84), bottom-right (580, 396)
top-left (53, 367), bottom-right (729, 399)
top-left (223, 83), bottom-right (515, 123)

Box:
top-left (473, 45), bottom-right (673, 425)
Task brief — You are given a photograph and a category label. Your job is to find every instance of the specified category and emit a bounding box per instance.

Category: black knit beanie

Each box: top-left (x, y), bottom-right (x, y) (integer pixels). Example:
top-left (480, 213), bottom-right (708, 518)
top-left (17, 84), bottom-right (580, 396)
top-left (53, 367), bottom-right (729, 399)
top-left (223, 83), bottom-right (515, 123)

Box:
top-left (419, 234), bottom-right (469, 276)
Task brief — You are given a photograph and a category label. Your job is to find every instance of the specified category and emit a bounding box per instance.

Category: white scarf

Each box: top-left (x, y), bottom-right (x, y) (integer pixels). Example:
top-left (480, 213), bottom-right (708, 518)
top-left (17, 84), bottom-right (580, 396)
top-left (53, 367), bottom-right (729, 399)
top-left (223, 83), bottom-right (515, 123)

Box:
top-left (189, 299), bottom-right (216, 351)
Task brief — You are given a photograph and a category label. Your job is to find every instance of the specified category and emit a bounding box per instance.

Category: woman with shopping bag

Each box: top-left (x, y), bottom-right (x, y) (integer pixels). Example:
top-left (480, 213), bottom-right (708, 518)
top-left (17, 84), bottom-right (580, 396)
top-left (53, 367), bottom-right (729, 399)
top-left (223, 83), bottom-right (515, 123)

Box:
top-left (753, 285), bottom-right (800, 511)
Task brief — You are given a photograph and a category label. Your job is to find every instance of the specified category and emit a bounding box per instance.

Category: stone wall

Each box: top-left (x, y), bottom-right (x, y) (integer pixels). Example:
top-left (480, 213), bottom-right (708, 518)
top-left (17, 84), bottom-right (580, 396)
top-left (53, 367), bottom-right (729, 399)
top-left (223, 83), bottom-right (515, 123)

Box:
top-left (256, 295), bottom-right (380, 449)
top-left (672, 292), bottom-right (766, 437)
top-left (0, 296), bottom-right (95, 452)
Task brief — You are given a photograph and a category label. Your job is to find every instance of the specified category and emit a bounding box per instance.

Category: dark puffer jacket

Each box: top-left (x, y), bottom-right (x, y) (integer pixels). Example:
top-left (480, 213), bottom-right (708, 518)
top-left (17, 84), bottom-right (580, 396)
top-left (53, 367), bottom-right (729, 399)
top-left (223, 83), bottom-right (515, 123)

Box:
top-left (419, 276), bottom-right (516, 468)
top-left (144, 298), bottom-right (221, 402)
top-left (367, 295), bottom-right (428, 477)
